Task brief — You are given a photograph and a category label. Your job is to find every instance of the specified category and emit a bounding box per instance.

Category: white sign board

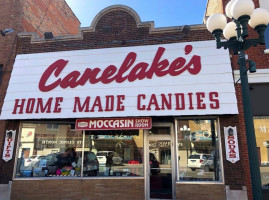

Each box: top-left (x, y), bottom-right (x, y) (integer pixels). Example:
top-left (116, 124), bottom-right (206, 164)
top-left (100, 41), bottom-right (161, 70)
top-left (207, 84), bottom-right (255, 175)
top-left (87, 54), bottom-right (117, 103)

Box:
top-left (224, 126), bottom-right (240, 163)
top-left (0, 41), bottom-right (238, 119)
top-left (2, 130), bottom-right (16, 162)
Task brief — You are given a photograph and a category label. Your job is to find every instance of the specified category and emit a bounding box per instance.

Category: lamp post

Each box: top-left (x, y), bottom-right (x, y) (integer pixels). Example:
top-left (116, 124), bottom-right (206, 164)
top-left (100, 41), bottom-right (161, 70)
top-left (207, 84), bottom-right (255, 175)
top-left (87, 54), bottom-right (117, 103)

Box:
top-left (180, 125), bottom-right (191, 164)
top-left (0, 28), bottom-right (14, 36)
top-left (206, 0), bottom-right (269, 199)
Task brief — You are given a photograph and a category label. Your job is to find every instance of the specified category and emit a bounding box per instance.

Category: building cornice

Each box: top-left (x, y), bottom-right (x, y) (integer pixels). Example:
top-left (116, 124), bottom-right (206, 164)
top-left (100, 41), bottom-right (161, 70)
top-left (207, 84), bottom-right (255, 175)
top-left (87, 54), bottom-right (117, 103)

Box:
top-left (17, 5), bottom-right (207, 44)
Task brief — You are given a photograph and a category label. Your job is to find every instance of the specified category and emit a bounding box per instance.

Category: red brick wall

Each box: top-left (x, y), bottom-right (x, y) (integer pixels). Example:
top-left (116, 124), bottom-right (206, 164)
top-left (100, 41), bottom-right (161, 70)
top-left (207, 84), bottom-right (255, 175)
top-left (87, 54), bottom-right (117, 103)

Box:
top-left (11, 179), bottom-right (145, 200)
top-left (22, 0), bottom-right (80, 37)
top-left (0, 121), bottom-right (20, 184)
top-left (0, 0), bottom-right (23, 185)
top-left (8, 6), bottom-right (245, 199)
top-left (176, 183), bottom-right (226, 200)
top-left (2, 4), bottom-right (268, 200)
top-left (205, 1), bottom-right (269, 199)
top-left (0, 0), bottom-right (80, 185)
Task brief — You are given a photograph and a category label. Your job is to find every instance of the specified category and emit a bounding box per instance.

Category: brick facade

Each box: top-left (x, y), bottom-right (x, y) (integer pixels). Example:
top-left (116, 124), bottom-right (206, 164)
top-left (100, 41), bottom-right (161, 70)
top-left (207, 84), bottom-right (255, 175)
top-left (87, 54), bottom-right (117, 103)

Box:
top-left (1, 2), bottom-right (268, 200)
top-left (22, 0), bottom-right (80, 37)
top-left (0, 0), bottom-right (79, 185)
top-left (176, 183), bottom-right (226, 200)
top-left (0, 5), bottom-right (249, 200)
top-left (205, 1), bottom-right (269, 199)
top-left (11, 179), bottom-right (144, 200)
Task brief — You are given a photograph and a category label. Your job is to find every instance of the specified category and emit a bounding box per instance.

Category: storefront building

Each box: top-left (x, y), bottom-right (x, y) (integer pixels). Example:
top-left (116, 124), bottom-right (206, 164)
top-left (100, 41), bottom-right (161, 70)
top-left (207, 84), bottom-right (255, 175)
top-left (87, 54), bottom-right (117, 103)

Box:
top-left (0, 4), bottom-right (264, 200)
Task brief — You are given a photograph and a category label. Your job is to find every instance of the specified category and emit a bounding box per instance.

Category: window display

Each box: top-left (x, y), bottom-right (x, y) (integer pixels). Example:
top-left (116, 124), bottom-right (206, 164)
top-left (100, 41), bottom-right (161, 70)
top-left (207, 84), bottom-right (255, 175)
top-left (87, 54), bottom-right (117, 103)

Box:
top-left (15, 123), bottom-right (144, 178)
top-left (16, 123), bottom-right (83, 178)
top-left (177, 119), bottom-right (221, 181)
top-left (83, 130), bottom-right (144, 177)
top-left (254, 116), bottom-right (269, 190)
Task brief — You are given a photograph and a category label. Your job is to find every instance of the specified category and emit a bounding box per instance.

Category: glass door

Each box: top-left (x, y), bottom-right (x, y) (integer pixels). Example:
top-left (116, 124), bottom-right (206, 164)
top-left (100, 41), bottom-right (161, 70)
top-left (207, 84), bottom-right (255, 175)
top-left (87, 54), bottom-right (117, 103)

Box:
top-left (145, 125), bottom-right (174, 200)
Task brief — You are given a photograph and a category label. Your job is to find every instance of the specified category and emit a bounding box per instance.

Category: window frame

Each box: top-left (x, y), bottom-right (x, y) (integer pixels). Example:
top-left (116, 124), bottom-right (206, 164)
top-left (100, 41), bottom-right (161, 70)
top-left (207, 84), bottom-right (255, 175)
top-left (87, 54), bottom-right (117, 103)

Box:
top-left (174, 117), bottom-right (224, 184)
top-left (13, 121), bottom-right (144, 180)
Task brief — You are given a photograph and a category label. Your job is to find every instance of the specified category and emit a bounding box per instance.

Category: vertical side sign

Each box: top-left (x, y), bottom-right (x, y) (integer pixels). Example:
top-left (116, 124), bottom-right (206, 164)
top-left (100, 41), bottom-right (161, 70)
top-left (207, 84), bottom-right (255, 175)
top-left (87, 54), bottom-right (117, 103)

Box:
top-left (2, 130), bottom-right (16, 162)
top-left (224, 126), bottom-right (240, 163)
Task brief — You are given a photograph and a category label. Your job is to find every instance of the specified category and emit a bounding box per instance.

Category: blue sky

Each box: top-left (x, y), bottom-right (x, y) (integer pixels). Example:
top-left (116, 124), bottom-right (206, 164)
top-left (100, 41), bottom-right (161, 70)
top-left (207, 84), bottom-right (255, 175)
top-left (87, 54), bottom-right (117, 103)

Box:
top-left (65, 0), bottom-right (208, 27)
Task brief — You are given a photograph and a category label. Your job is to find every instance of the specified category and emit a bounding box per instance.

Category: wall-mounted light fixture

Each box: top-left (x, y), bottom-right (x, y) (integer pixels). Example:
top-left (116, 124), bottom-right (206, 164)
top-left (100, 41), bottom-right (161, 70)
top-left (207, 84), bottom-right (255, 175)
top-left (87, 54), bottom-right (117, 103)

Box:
top-left (1, 28), bottom-right (14, 36)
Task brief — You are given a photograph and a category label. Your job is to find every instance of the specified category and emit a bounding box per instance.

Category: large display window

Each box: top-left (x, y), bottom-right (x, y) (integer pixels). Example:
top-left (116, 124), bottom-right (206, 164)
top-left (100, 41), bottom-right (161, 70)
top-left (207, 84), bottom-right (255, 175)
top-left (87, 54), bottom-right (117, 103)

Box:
top-left (15, 122), bottom-right (143, 178)
top-left (254, 116), bottom-right (269, 190)
top-left (177, 119), bottom-right (221, 182)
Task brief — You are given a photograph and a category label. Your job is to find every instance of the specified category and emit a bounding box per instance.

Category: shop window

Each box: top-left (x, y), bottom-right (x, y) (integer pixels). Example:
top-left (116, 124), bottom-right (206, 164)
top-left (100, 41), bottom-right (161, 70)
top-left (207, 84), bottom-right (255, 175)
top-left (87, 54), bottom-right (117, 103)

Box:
top-left (253, 116), bottom-right (269, 190)
top-left (15, 123), bottom-right (143, 178)
top-left (83, 130), bottom-right (143, 177)
top-left (177, 119), bottom-right (221, 182)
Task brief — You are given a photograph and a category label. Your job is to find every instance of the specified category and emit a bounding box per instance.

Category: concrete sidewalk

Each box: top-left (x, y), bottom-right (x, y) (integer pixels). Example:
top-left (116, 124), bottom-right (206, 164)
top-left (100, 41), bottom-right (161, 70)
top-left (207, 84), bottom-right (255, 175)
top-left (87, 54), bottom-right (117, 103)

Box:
top-left (0, 182), bottom-right (12, 200)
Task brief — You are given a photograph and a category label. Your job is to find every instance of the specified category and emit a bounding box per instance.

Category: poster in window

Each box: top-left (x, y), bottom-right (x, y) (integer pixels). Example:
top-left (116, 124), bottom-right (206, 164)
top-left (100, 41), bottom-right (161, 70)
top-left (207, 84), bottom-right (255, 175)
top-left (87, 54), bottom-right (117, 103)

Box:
top-left (21, 128), bottom-right (35, 142)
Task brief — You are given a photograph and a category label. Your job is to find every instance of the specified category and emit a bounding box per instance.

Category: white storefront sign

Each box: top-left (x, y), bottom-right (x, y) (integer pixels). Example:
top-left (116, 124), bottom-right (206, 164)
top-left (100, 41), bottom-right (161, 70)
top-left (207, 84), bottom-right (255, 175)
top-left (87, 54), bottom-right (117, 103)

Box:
top-left (2, 130), bottom-right (16, 162)
top-left (224, 126), bottom-right (240, 163)
top-left (0, 41), bottom-right (238, 119)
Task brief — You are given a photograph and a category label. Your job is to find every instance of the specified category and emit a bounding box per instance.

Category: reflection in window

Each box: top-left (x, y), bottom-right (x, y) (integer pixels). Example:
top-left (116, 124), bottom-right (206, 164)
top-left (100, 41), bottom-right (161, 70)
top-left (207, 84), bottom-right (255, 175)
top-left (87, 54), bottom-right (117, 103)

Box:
top-left (16, 123), bottom-right (143, 178)
top-left (177, 119), bottom-right (221, 181)
top-left (16, 123), bottom-right (83, 177)
top-left (254, 116), bottom-right (269, 190)
top-left (46, 124), bottom-right (59, 131)
top-left (83, 130), bottom-right (144, 177)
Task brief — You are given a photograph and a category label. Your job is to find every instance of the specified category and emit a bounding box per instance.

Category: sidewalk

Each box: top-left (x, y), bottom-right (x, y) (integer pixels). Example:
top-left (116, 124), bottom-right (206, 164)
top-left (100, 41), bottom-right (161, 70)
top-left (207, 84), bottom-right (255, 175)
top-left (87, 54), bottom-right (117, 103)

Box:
top-left (0, 182), bottom-right (12, 200)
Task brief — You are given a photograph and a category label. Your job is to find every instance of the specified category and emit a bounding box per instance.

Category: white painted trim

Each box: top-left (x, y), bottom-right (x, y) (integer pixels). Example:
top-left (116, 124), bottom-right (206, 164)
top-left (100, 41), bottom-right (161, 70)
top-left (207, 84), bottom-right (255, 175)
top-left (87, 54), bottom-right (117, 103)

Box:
top-left (233, 69), bottom-right (269, 83)
top-left (264, 49), bottom-right (269, 54)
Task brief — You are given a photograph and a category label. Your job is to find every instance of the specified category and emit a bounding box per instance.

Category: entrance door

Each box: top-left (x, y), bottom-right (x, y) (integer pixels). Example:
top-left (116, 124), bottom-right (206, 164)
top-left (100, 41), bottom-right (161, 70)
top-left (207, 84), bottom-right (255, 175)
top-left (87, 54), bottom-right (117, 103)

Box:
top-left (145, 124), bottom-right (174, 200)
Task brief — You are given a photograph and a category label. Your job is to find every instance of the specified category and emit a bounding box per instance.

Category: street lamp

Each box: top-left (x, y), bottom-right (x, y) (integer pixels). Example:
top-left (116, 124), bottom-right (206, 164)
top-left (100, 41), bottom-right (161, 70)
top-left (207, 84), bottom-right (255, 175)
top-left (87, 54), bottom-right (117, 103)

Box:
top-left (206, 0), bottom-right (269, 199)
top-left (0, 28), bottom-right (14, 36)
top-left (180, 125), bottom-right (191, 164)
